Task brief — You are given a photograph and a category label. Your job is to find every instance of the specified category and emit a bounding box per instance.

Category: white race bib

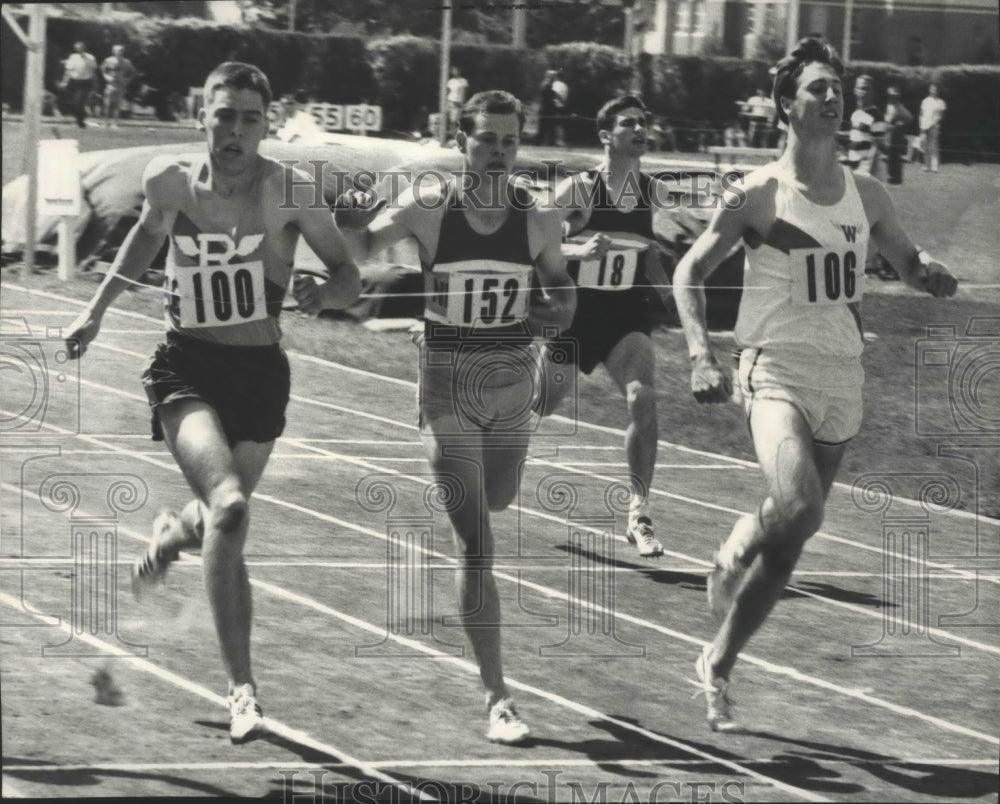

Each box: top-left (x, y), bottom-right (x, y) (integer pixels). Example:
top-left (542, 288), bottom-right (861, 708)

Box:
top-left (168, 260), bottom-right (269, 328)
top-left (425, 260), bottom-right (532, 328)
top-left (789, 247), bottom-right (864, 306)
top-left (577, 248), bottom-right (639, 291)
top-left (568, 232), bottom-right (649, 291)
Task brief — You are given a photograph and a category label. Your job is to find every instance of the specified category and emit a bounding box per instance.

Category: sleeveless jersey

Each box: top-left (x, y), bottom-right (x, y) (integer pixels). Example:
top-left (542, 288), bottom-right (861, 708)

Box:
top-left (421, 181), bottom-right (535, 343)
top-left (567, 170), bottom-right (655, 295)
top-left (736, 165), bottom-right (869, 359)
top-left (162, 156), bottom-right (290, 346)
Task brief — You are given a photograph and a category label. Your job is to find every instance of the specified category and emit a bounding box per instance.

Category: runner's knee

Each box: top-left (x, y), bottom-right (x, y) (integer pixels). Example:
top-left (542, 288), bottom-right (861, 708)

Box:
top-left (206, 486), bottom-right (249, 535)
top-left (626, 381), bottom-right (656, 426)
top-left (767, 494), bottom-right (824, 542)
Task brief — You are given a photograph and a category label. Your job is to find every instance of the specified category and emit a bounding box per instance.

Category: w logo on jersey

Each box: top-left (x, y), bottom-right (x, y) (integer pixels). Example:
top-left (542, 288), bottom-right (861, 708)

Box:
top-left (837, 224), bottom-right (861, 244)
top-left (173, 233), bottom-right (264, 265)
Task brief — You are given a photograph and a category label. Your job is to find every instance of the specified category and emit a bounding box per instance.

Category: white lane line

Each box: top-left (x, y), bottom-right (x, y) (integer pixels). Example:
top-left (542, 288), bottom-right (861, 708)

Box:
top-left (3, 757), bottom-right (996, 773)
top-left (8, 365), bottom-right (1000, 661)
top-left (42, 343), bottom-right (996, 592)
top-left (7, 423), bottom-right (998, 753)
top-left (5, 282), bottom-right (991, 526)
top-left (1, 556), bottom-right (993, 580)
top-left (0, 487), bottom-right (829, 802)
top-left (6, 289), bottom-right (1000, 741)
top-left (0, 589), bottom-right (437, 802)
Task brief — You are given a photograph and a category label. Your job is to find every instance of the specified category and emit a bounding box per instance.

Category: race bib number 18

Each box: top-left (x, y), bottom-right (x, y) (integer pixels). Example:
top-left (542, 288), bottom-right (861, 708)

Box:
top-left (790, 247), bottom-right (863, 306)
top-left (169, 261), bottom-right (269, 328)
top-left (577, 248), bottom-right (638, 291)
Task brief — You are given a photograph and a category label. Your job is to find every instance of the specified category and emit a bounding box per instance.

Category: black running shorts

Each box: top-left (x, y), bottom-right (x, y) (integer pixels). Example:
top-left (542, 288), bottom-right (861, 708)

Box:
top-left (141, 331), bottom-right (291, 446)
top-left (556, 287), bottom-right (653, 375)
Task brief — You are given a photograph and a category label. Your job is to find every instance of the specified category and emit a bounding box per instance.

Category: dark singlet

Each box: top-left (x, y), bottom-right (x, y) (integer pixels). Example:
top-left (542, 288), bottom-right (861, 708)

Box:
top-left (421, 181), bottom-right (536, 346)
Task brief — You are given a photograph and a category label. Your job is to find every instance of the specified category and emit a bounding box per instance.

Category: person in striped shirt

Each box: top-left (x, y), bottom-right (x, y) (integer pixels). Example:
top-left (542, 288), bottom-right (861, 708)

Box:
top-left (843, 74), bottom-right (886, 177)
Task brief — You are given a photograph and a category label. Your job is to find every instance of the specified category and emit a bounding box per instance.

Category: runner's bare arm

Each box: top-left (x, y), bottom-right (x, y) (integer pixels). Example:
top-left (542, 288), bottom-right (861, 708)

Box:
top-left (293, 203), bottom-right (362, 311)
top-left (553, 172), bottom-right (595, 235)
top-left (527, 206), bottom-right (576, 336)
top-left (857, 175), bottom-right (957, 298)
top-left (673, 182), bottom-right (758, 402)
top-left (334, 183), bottom-right (439, 263)
top-left (65, 158), bottom-right (175, 358)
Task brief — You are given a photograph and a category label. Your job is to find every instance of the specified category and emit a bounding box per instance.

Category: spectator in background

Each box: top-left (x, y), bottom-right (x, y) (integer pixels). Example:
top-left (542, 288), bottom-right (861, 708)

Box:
top-left (843, 74), bottom-right (885, 177)
top-left (740, 88), bottom-right (776, 147)
top-left (101, 45), bottom-right (136, 129)
top-left (537, 70), bottom-right (568, 146)
top-left (723, 118), bottom-right (748, 148)
top-left (919, 83), bottom-right (946, 172)
top-left (445, 66), bottom-right (469, 133)
top-left (844, 75), bottom-right (896, 279)
top-left (275, 90), bottom-right (322, 143)
top-left (61, 41), bottom-right (99, 128)
top-left (884, 86), bottom-right (913, 185)
top-left (650, 115), bottom-right (677, 151)
top-left (551, 71), bottom-right (569, 146)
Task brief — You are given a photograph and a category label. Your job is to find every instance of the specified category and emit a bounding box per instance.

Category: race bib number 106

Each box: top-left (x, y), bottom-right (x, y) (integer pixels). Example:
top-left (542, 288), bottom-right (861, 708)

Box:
top-left (169, 261), bottom-right (269, 328)
top-left (790, 247), bottom-right (863, 306)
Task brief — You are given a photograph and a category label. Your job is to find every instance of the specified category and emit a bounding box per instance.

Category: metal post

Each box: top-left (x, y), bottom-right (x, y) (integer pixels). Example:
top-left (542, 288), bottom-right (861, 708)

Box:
top-left (786, 0), bottom-right (800, 53)
top-left (438, 4), bottom-right (452, 146)
top-left (843, 0), bottom-right (854, 63)
top-left (624, 5), bottom-right (636, 93)
top-left (23, 5), bottom-right (47, 278)
top-left (288, 0), bottom-right (297, 32)
top-left (512, 5), bottom-right (527, 47)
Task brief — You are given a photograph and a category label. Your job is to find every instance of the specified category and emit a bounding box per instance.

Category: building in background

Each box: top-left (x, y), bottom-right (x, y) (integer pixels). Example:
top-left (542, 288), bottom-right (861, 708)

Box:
top-left (638, 0), bottom-right (998, 64)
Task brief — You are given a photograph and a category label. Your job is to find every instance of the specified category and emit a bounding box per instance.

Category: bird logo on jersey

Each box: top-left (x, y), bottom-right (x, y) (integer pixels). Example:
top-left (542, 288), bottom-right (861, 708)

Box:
top-left (172, 233), bottom-right (265, 265)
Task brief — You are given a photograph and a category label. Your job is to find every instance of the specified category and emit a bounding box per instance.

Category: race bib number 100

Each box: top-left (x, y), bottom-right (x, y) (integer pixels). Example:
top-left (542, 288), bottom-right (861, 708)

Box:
top-left (168, 261), bottom-right (269, 328)
top-left (425, 262), bottom-right (532, 328)
top-left (790, 247), bottom-right (863, 306)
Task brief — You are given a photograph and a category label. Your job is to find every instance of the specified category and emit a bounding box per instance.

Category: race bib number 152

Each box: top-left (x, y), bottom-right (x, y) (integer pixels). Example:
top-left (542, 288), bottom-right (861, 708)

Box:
top-left (425, 264), bottom-right (531, 327)
top-left (790, 247), bottom-right (863, 306)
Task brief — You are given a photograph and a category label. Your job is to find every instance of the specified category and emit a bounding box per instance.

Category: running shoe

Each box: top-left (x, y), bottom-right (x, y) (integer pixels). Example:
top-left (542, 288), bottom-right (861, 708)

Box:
top-left (691, 646), bottom-right (736, 732)
top-left (486, 698), bottom-right (531, 744)
top-left (626, 517), bottom-right (663, 558)
top-left (706, 550), bottom-right (747, 620)
top-left (131, 509), bottom-right (180, 599)
top-left (228, 683), bottom-right (265, 745)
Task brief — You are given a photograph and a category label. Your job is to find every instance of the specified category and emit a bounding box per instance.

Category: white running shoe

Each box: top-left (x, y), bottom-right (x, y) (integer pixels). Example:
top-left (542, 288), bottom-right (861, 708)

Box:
top-left (486, 698), bottom-right (531, 744)
top-left (131, 510), bottom-right (181, 599)
top-left (626, 517), bottom-right (663, 558)
top-left (691, 646), bottom-right (736, 732)
top-left (706, 550), bottom-right (747, 620)
top-left (228, 683), bottom-right (265, 745)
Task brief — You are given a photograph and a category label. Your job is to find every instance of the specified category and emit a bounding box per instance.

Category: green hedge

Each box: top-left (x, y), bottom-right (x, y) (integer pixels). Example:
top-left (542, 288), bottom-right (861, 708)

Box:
top-left (3, 15), bottom-right (998, 159)
top-left (367, 36), bottom-right (546, 134)
top-left (2, 13), bottom-right (372, 117)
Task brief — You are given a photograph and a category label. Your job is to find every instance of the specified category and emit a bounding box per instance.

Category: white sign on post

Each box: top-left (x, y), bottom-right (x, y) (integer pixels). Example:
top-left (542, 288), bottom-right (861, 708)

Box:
top-left (345, 104), bottom-right (382, 133)
top-left (37, 139), bottom-right (82, 280)
top-left (37, 139), bottom-right (82, 216)
top-left (270, 102), bottom-right (382, 135)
